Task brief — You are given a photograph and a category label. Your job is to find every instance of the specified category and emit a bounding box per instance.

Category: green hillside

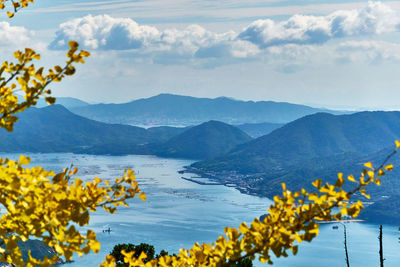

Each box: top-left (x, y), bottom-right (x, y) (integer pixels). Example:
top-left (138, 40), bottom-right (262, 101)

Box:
top-left (154, 120), bottom-right (252, 159)
top-left (0, 105), bottom-right (151, 153)
top-left (193, 111), bottom-right (400, 174)
top-left (189, 111), bottom-right (400, 212)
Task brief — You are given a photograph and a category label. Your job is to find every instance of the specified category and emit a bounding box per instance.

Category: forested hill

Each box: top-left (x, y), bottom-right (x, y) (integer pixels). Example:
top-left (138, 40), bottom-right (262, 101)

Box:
top-left (70, 93), bottom-right (340, 126)
top-left (0, 105), bottom-right (181, 153)
top-left (192, 111), bottom-right (400, 174)
top-left (153, 120), bottom-right (252, 159)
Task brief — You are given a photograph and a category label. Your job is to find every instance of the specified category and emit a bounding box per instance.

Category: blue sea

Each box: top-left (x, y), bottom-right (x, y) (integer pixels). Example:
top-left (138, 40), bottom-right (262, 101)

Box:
top-left (1, 153), bottom-right (399, 267)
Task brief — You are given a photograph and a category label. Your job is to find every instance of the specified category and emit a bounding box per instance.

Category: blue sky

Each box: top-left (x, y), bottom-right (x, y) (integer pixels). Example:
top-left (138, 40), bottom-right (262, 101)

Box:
top-left (2, 0), bottom-right (400, 110)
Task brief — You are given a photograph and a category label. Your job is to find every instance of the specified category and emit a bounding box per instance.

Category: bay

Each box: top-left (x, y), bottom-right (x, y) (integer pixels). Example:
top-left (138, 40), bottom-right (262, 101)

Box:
top-left (1, 153), bottom-right (400, 266)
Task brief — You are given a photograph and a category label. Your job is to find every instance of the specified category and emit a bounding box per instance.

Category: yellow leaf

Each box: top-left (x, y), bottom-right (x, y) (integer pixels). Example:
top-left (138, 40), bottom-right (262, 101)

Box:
top-left (362, 193), bottom-right (370, 199)
top-left (335, 173), bottom-right (344, 187)
top-left (45, 96), bottom-right (56, 105)
top-left (281, 182), bottom-right (286, 190)
top-left (68, 41), bottom-right (79, 50)
top-left (18, 155), bottom-right (30, 165)
top-left (91, 240), bottom-right (101, 253)
top-left (385, 164), bottom-right (393, 171)
top-left (81, 50), bottom-right (91, 57)
top-left (309, 227), bottom-right (319, 235)
top-left (54, 65), bottom-right (63, 73)
top-left (53, 172), bottom-right (65, 183)
top-left (54, 244), bottom-right (64, 254)
top-left (312, 179), bottom-right (322, 189)
top-left (396, 140), bottom-right (400, 149)
top-left (364, 162), bottom-right (373, 169)
top-left (347, 175), bottom-right (356, 182)
top-left (138, 192), bottom-right (146, 201)
top-left (360, 189), bottom-right (370, 199)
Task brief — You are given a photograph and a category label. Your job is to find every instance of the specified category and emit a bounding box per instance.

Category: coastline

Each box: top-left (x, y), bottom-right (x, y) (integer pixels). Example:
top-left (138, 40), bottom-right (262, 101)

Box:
top-left (182, 166), bottom-right (400, 226)
top-left (182, 166), bottom-right (269, 198)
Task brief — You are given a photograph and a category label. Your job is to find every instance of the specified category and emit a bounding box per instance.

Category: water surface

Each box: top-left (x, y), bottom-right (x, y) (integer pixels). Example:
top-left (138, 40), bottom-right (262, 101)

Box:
top-left (1, 153), bottom-right (399, 266)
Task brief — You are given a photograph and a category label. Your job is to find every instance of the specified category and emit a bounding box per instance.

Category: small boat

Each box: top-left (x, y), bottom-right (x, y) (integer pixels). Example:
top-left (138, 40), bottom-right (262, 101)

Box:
top-left (103, 227), bottom-right (112, 233)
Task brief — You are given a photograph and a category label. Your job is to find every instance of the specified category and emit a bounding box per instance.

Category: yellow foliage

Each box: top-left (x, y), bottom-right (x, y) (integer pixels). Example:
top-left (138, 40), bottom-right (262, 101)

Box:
top-left (0, 5), bottom-right (147, 265)
top-left (0, 156), bottom-right (145, 265)
top-left (0, 41), bottom-right (90, 132)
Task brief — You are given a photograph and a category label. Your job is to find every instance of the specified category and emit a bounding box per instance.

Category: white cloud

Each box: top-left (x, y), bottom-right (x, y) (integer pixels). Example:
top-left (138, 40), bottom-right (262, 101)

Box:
top-left (0, 22), bottom-right (31, 48)
top-left (49, 14), bottom-right (255, 62)
top-left (238, 1), bottom-right (399, 47)
top-left (336, 40), bottom-right (400, 63)
top-left (49, 15), bottom-right (160, 50)
top-left (47, 2), bottom-right (400, 67)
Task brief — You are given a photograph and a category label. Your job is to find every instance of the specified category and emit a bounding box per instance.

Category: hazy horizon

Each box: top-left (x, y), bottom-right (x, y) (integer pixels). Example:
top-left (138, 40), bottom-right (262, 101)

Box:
top-left (53, 92), bottom-right (399, 112)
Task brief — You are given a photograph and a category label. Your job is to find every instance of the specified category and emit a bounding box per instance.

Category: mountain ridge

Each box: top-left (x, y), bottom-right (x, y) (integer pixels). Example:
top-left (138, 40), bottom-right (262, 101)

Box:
top-left (0, 105), bottom-right (250, 160)
top-left (193, 111), bottom-right (400, 174)
top-left (70, 93), bottom-right (345, 126)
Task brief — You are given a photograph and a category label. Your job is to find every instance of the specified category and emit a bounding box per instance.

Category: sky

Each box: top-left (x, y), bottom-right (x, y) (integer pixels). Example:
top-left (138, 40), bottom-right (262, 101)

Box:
top-left (2, 0), bottom-right (400, 110)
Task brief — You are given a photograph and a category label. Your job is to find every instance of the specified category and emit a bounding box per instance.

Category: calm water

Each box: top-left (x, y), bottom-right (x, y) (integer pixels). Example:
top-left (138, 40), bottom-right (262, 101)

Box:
top-left (1, 153), bottom-right (400, 267)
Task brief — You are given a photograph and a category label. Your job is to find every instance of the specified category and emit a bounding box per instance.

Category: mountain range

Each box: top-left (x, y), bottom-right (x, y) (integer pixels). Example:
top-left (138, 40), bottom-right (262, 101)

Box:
top-left (0, 105), bottom-right (251, 160)
top-left (3, 99), bottom-right (400, 223)
top-left (70, 93), bottom-right (342, 126)
top-left (0, 105), bottom-right (170, 153)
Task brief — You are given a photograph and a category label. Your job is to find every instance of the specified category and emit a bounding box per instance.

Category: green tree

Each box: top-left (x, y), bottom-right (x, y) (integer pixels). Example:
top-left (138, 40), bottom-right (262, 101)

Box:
top-left (109, 243), bottom-right (253, 267)
top-left (110, 243), bottom-right (155, 266)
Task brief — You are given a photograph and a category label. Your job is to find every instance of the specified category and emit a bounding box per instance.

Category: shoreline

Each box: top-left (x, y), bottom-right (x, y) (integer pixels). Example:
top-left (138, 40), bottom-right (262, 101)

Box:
top-left (182, 166), bottom-right (272, 198)
top-left (182, 166), bottom-right (400, 226)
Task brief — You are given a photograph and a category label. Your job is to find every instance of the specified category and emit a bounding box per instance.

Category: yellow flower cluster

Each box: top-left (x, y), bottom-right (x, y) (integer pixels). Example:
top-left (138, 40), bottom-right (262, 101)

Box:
top-left (101, 142), bottom-right (399, 267)
top-left (0, 155), bottom-right (145, 266)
